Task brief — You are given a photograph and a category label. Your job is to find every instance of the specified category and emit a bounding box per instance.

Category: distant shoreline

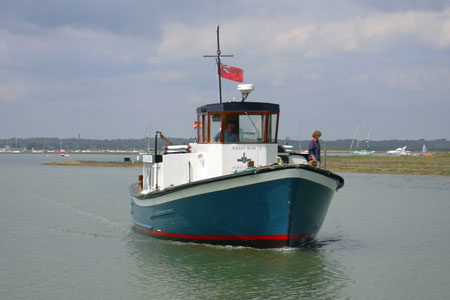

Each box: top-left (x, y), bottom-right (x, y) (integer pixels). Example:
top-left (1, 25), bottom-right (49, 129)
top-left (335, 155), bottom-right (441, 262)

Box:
top-left (2, 137), bottom-right (450, 153)
top-left (42, 154), bottom-right (450, 176)
top-left (42, 161), bottom-right (141, 168)
top-left (1, 151), bottom-right (141, 155)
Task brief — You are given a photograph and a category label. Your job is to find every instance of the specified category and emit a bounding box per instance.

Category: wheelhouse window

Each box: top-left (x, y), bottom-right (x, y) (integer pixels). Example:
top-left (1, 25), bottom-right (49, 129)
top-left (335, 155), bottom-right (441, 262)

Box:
top-left (196, 114), bottom-right (206, 143)
top-left (268, 113), bottom-right (278, 143)
top-left (196, 109), bottom-right (278, 144)
top-left (239, 114), bottom-right (265, 142)
top-left (210, 114), bottom-right (222, 142)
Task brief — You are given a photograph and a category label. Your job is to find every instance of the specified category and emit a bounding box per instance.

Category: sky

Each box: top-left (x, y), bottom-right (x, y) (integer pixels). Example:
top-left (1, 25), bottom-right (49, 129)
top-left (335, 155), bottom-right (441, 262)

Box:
top-left (1, 0), bottom-right (449, 140)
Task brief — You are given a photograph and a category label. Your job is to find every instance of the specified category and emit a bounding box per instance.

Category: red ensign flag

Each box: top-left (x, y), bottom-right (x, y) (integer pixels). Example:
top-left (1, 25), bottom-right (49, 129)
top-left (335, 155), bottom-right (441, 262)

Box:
top-left (220, 64), bottom-right (244, 82)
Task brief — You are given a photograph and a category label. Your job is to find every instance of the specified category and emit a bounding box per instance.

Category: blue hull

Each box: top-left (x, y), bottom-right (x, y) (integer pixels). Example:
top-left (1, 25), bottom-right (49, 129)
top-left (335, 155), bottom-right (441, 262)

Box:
top-left (130, 167), bottom-right (342, 248)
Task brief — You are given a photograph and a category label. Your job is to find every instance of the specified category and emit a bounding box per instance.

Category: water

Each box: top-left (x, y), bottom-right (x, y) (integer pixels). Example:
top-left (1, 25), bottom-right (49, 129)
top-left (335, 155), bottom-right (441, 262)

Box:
top-left (1, 154), bottom-right (449, 300)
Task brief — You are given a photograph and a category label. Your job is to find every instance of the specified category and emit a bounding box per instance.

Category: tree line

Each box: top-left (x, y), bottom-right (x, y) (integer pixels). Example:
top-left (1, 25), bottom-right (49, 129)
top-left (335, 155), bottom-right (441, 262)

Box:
top-left (1, 137), bottom-right (449, 152)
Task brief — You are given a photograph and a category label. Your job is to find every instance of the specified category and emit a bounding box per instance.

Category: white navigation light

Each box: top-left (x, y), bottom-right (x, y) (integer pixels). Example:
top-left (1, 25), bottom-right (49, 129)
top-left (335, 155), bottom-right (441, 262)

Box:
top-left (237, 84), bottom-right (254, 102)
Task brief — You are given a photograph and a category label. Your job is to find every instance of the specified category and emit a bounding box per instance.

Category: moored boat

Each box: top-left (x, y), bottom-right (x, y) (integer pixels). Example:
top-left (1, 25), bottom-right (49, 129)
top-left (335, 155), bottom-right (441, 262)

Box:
top-left (350, 122), bottom-right (375, 156)
top-left (129, 27), bottom-right (344, 248)
top-left (352, 149), bottom-right (375, 156)
top-left (387, 146), bottom-right (411, 156)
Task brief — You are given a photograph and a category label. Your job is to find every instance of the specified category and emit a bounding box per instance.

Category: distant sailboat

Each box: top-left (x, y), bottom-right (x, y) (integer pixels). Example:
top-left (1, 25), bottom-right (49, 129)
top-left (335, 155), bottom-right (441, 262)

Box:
top-left (350, 122), bottom-right (375, 156)
top-left (57, 139), bottom-right (70, 157)
top-left (421, 144), bottom-right (431, 157)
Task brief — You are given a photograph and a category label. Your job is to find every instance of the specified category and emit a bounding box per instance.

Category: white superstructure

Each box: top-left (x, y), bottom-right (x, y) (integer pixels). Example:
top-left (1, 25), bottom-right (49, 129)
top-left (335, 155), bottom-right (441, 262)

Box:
top-left (140, 94), bottom-right (310, 193)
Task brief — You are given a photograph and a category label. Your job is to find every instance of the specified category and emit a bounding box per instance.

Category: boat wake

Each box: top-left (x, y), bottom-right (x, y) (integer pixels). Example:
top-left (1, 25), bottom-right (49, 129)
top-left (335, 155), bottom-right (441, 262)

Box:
top-left (41, 196), bottom-right (129, 238)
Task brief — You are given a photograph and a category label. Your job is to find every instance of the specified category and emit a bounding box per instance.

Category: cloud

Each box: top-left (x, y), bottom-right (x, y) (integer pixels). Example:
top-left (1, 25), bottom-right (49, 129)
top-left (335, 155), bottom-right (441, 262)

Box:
top-left (438, 17), bottom-right (450, 48)
top-left (0, 21), bottom-right (156, 79)
top-left (351, 0), bottom-right (450, 12)
top-left (0, 81), bottom-right (27, 102)
top-left (145, 8), bottom-right (450, 94)
top-left (149, 23), bottom-right (215, 63)
top-left (152, 9), bottom-right (450, 62)
top-left (388, 67), bottom-right (450, 94)
top-left (3, 5), bottom-right (449, 82)
top-left (1, 1), bottom-right (449, 139)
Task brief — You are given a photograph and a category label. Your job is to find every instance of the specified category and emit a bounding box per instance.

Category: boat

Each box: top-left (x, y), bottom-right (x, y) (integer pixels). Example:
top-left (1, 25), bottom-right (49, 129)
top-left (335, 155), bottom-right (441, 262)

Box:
top-left (387, 146), bottom-right (411, 157)
top-left (56, 140), bottom-right (70, 156)
top-left (352, 149), bottom-right (374, 156)
top-left (349, 122), bottom-right (374, 156)
top-left (56, 149), bottom-right (70, 157)
top-left (31, 148), bottom-right (44, 153)
top-left (129, 27), bottom-right (344, 248)
top-left (420, 144), bottom-right (431, 157)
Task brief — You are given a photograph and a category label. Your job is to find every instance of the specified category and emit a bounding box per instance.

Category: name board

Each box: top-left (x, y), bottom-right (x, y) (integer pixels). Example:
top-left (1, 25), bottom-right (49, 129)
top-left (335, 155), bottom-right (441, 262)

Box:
top-left (142, 154), bottom-right (163, 163)
top-left (142, 155), bottom-right (153, 163)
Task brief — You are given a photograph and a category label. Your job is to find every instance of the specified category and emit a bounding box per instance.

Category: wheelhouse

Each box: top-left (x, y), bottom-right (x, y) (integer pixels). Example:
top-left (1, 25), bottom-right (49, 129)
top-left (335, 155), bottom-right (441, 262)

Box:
top-left (195, 102), bottom-right (279, 144)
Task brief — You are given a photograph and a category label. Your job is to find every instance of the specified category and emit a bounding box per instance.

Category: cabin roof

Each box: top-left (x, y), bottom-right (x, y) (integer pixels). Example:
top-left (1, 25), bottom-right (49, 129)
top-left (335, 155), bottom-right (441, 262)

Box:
top-left (197, 101), bottom-right (279, 114)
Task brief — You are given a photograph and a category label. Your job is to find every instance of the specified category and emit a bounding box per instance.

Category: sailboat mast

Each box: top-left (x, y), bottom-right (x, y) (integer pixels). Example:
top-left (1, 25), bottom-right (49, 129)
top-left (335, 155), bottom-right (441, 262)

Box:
top-left (356, 122), bottom-right (360, 150)
top-left (350, 125), bottom-right (356, 151)
top-left (204, 26), bottom-right (233, 104)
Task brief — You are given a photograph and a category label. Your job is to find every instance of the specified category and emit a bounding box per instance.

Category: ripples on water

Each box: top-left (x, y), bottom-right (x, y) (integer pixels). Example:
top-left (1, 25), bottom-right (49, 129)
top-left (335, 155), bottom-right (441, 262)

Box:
top-left (125, 230), bottom-right (349, 300)
top-left (1, 155), bottom-right (449, 300)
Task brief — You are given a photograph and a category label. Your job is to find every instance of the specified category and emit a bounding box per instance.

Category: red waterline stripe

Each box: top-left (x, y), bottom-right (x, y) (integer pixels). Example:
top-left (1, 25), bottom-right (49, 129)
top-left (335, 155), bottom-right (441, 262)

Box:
top-left (135, 224), bottom-right (312, 241)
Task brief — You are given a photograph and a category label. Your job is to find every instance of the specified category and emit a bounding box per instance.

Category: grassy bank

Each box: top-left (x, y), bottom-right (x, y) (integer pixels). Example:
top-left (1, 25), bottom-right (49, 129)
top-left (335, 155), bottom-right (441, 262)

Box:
top-left (325, 153), bottom-right (450, 176)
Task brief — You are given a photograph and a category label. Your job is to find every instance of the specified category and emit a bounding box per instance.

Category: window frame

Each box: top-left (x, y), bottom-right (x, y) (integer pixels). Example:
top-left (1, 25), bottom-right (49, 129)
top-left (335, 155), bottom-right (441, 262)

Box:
top-left (196, 111), bottom-right (279, 144)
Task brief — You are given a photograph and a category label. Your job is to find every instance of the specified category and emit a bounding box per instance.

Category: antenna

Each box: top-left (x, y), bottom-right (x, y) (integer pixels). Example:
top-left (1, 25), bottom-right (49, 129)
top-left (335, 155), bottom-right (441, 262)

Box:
top-left (146, 123), bottom-right (151, 153)
top-left (204, 26), bottom-right (233, 103)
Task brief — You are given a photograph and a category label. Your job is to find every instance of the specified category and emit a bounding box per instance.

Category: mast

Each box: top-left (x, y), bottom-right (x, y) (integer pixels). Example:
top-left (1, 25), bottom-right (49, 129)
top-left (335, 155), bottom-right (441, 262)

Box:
top-left (356, 122), bottom-right (360, 150)
top-left (204, 26), bottom-right (233, 103)
top-left (349, 121), bottom-right (360, 151)
top-left (146, 123), bottom-right (151, 153)
top-left (366, 133), bottom-right (370, 151)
